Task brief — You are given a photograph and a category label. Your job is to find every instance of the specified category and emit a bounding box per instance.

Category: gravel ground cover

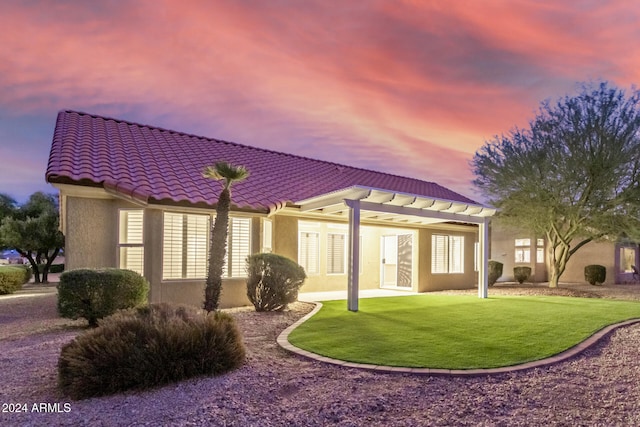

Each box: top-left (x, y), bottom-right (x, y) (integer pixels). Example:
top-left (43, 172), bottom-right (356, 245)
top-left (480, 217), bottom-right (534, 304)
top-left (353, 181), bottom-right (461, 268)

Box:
top-left (1, 283), bottom-right (639, 426)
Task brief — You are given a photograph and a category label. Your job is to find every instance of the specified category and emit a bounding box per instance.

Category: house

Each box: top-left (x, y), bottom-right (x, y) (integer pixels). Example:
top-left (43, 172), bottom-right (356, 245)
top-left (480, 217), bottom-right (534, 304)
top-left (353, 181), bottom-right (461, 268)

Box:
top-left (491, 224), bottom-right (640, 285)
top-left (46, 110), bottom-right (495, 310)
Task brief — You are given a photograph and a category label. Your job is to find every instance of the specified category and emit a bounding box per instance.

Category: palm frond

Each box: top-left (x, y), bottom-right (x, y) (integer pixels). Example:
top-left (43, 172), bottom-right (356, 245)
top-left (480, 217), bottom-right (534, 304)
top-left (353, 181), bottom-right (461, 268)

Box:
top-left (202, 162), bottom-right (250, 185)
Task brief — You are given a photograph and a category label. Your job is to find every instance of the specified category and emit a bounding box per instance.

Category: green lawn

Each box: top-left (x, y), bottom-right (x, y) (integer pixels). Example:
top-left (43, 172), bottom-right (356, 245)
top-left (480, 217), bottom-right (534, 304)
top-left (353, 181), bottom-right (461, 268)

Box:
top-left (288, 295), bottom-right (640, 369)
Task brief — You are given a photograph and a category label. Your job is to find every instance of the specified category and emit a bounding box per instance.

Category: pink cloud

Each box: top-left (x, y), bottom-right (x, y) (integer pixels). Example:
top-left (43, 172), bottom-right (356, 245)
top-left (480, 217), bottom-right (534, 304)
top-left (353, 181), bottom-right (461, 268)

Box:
top-left (1, 0), bottom-right (639, 201)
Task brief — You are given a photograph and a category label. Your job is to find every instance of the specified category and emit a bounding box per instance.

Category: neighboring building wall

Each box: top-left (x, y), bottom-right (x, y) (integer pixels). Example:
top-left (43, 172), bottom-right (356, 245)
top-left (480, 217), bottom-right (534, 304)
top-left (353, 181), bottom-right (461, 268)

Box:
top-left (562, 240), bottom-right (616, 285)
top-left (490, 225), bottom-right (546, 283)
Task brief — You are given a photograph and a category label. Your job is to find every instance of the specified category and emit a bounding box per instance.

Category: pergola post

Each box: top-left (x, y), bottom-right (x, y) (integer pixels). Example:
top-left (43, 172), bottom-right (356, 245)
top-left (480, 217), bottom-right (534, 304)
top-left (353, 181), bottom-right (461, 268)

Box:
top-left (345, 199), bottom-right (360, 311)
top-left (478, 217), bottom-right (489, 298)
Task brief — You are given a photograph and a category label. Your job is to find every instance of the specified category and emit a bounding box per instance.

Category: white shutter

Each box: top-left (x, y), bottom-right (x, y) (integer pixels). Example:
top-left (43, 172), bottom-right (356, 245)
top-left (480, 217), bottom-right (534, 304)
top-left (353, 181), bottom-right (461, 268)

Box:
top-left (449, 236), bottom-right (464, 273)
top-left (327, 233), bottom-right (345, 274)
top-left (163, 212), bottom-right (184, 279)
top-left (118, 210), bottom-right (144, 275)
top-left (229, 217), bottom-right (251, 277)
top-left (432, 235), bottom-right (447, 274)
top-left (186, 214), bottom-right (209, 279)
top-left (299, 232), bottom-right (319, 274)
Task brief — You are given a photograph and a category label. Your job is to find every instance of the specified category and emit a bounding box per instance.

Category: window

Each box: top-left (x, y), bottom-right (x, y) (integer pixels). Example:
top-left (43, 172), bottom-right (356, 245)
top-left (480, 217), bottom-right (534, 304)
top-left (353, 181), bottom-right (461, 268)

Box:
top-left (619, 246), bottom-right (637, 273)
top-left (536, 239), bottom-right (545, 263)
top-left (515, 238), bottom-right (531, 263)
top-left (432, 234), bottom-right (464, 274)
top-left (262, 219), bottom-right (273, 253)
top-left (163, 212), bottom-right (209, 280)
top-left (118, 210), bottom-right (144, 275)
top-left (327, 233), bottom-right (346, 274)
top-left (226, 217), bottom-right (251, 278)
top-left (299, 231), bottom-right (319, 274)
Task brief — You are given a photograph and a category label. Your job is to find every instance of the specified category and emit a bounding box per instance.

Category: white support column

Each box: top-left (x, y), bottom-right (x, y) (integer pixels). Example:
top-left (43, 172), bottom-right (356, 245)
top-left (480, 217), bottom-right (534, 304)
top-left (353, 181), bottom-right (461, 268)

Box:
top-left (345, 199), bottom-right (361, 311)
top-left (478, 217), bottom-right (489, 298)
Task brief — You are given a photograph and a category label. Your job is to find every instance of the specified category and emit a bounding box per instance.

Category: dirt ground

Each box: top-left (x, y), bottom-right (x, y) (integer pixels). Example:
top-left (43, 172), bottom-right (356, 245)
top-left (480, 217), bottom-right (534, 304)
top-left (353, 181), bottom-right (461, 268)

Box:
top-left (1, 282), bottom-right (639, 426)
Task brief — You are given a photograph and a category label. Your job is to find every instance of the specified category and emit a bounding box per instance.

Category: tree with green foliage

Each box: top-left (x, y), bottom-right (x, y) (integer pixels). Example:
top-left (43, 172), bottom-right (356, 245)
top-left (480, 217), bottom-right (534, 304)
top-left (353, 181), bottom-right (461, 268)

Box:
top-left (473, 82), bottom-right (640, 288)
top-left (0, 194), bottom-right (17, 249)
top-left (202, 162), bottom-right (249, 312)
top-left (0, 192), bottom-right (65, 283)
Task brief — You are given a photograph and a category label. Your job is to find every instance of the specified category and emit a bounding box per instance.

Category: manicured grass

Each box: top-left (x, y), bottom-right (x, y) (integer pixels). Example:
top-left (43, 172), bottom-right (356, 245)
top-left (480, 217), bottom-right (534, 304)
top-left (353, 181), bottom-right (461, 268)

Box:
top-left (288, 295), bottom-right (640, 369)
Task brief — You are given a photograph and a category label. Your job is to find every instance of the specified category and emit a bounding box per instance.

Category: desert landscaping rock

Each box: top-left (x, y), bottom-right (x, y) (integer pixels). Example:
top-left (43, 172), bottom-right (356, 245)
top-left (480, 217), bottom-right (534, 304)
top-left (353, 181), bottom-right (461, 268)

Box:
top-left (1, 283), bottom-right (639, 426)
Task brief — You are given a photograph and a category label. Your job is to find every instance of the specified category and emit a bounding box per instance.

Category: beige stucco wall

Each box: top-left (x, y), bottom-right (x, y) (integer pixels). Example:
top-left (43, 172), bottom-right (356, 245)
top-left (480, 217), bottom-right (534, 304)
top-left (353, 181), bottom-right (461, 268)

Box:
top-left (491, 223), bottom-right (620, 285)
top-left (64, 196), bottom-right (118, 270)
top-left (561, 240), bottom-right (616, 285)
top-left (418, 227), bottom-right (479, 292)
top-left (63, 192), bottom-right (482, 308)
top-left (490, 224), bottom-right (547, 283)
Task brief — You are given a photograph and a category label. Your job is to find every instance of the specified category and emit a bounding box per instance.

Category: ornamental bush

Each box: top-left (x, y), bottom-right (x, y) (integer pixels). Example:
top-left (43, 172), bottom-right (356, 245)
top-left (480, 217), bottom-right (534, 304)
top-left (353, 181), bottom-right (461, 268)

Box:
top-left (246, 253), bottom-right (307, 312)
top-left (513, 266), bottom-right (532, 284)
top-left (58, 269), bottom-right (149, 326)
top-left (488, 260), bottom-right (503, 286)
top-left (584, 265), bottom-right (606, 286)
top-left (58, 303), bottom-right (246, 400)
top-left (0, 266), bottom-right (27, 294)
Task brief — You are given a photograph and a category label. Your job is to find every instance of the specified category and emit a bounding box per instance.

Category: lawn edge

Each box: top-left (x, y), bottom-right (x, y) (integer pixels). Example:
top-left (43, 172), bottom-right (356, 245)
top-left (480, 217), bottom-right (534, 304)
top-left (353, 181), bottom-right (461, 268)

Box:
top-left (277, 303), bottom-right (640, 376)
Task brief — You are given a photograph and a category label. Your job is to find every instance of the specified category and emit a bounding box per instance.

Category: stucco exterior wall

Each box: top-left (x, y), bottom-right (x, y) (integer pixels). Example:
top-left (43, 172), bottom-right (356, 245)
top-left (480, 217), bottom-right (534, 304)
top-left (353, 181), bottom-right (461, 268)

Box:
top-left (490, 225), bottom-right (546, 283)
top-left (561, 240), bottom-right (616, 285)
top-left (63, 193), bottom-right (482, 308)
top-left (418, 227), bottom-right (479, 292)
top-left (64, 196), bottom-right (117, 270)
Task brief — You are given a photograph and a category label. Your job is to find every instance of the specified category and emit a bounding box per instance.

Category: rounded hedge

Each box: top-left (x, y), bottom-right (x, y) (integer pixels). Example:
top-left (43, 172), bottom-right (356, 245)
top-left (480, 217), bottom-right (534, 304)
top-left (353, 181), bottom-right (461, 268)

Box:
top-left (488, 260), bottom-right (503, 286)
top-left (513, 266), bottom-right (532, 284)
top-left (58, 303), bottom-right (246, 400)
top-left (584, 264), bottom-right (606, 286)
top-left (58, 268), bottom-right (149, 326)
top-left (0, 265), bottom-right (30, 294)
top-left (246, 253), bottom-right (307, 312)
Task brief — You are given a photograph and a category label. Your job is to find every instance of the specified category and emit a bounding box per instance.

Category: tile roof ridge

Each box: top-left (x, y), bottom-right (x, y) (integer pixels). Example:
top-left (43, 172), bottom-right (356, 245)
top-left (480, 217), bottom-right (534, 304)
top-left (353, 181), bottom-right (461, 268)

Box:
top-left (59, 110), bottom-right (441, 186)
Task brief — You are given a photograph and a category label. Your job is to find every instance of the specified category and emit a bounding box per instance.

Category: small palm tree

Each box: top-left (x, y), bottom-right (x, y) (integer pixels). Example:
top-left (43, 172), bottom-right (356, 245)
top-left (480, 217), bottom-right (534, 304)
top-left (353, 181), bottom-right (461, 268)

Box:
top-left (202, 161), bottom-right (249, 312)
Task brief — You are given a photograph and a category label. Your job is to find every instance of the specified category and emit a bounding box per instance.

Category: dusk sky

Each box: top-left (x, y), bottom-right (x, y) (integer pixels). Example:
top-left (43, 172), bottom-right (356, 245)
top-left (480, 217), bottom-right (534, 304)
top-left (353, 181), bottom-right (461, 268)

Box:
top-left (1, 0), bottom-right (639, 203)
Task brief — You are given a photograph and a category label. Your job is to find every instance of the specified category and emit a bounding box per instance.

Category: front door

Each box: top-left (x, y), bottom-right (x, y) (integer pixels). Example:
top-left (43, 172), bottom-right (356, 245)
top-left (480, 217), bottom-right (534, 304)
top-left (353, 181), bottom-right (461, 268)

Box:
top-left (381, 234), bottom-right (413, 288)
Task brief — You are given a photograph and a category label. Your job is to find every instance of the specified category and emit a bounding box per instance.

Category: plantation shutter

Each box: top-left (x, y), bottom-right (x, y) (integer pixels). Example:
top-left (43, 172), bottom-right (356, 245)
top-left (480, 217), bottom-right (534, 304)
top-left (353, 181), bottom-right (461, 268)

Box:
top-left (432, 234), bottom-right (448, 273)
top-left (299, 232), bottom-right (319, 274)
top-left (185, 214), bottom-right (209, 278)
top-left (449, 236), bottom-right (464, 273)
top-left (327, 233), bottom-right (345, 274)
top-left (162, 213), bottom-right (184, 279)
top-left (229, 218), bottom-right (251, 277)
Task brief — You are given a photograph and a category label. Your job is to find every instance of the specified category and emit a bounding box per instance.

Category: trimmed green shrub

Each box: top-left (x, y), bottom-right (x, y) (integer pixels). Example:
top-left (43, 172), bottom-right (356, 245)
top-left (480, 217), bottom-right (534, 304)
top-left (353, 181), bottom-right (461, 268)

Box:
top-left (0, 266), bottom-right (26, 294)
top-left (246, 253), bottom-right (307, 312)
top-left (58, 269), bottom-right (149, 326)
top-left (584, 265), bottom-right (606, 286)
top-left (58, 303), bottom-right (246, 400)
top-left (513, 266), bottom-right (532, 284)
top-left (18, 264), bottom-right (33, 284)
top-left (488, 260), bottom-right (503, 286)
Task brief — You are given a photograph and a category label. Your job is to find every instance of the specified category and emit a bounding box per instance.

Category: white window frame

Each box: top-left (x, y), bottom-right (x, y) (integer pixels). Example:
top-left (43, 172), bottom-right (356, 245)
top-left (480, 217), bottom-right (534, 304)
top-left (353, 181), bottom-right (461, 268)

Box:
top-left (118, 209), bottom-right (144, 275)
top-left (327, 232), bottom-right (347, 275)
top-left (515, 238), bottom-right (531, 263)
top-left (432, 234), bottom-right (464, 274)
top-left (225, 217), bottom-right (252, 278)
top-left (299, 231), bottom-right (320, 275)
top-left (162, 212), bottom-right (210, 280)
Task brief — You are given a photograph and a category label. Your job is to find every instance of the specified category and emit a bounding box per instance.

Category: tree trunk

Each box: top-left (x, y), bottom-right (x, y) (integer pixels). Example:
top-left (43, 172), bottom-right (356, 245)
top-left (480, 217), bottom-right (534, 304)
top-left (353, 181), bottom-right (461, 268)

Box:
top-left (19, 250), bottom-right (40, 283)
top-left (548, 236), bottom-right (573, 288)
top-left (204, 188), bottom-right (231, 312)
top-left (41, 247), bottom-right (61, 284)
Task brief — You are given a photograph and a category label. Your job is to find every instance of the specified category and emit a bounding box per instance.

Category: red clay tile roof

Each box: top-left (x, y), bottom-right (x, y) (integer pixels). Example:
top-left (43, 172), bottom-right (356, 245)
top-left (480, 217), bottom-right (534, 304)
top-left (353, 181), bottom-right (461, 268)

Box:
top-left (46, 110), bottom-right (477, 211)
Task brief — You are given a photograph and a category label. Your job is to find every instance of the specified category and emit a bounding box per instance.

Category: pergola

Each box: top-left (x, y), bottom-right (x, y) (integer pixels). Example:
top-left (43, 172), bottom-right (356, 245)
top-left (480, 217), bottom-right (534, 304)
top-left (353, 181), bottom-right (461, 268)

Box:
top-left (296, 186), bottom-right (496, 311)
